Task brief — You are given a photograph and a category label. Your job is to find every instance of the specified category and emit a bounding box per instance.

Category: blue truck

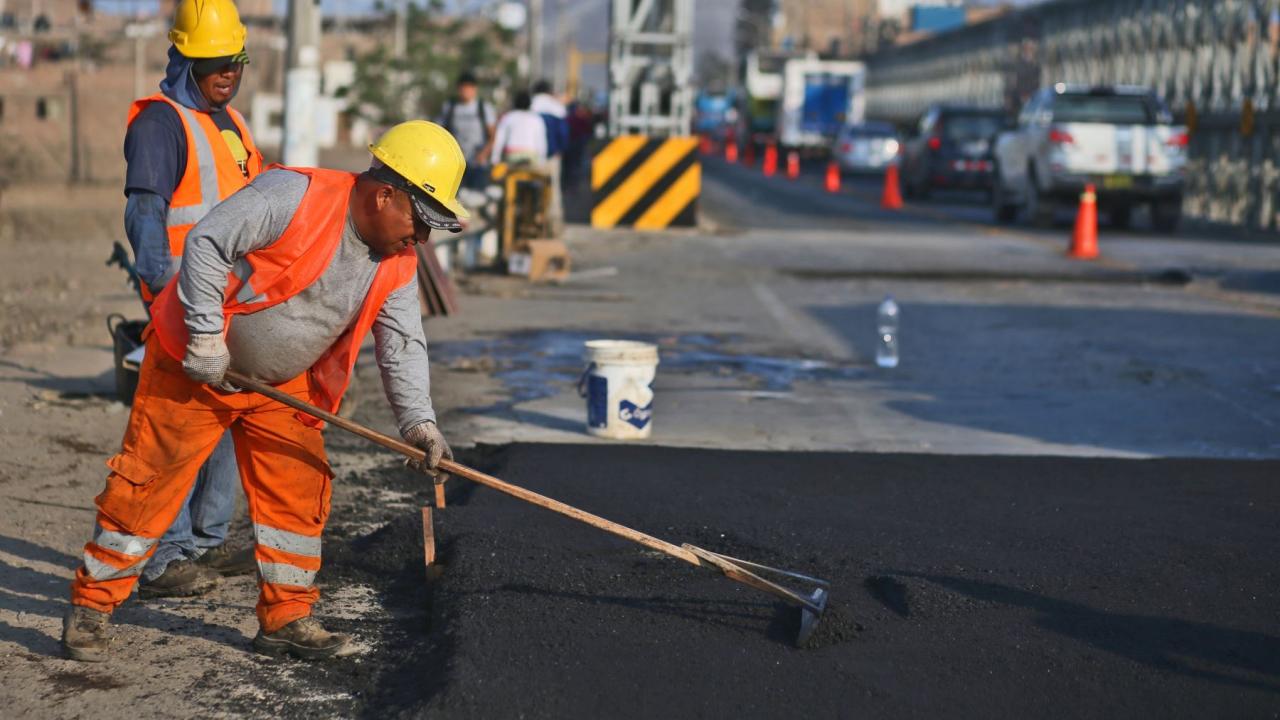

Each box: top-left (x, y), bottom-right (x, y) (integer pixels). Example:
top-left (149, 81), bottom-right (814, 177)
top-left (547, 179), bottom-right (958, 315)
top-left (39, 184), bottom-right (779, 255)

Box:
top-left (778, 55), bottom-right (866, 150)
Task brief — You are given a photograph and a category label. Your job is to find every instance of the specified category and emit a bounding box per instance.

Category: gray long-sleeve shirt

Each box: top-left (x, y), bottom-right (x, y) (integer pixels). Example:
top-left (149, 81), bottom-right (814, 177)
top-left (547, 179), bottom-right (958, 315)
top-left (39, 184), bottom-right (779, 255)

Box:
top-left (176, 168), bottom-right (435, 432)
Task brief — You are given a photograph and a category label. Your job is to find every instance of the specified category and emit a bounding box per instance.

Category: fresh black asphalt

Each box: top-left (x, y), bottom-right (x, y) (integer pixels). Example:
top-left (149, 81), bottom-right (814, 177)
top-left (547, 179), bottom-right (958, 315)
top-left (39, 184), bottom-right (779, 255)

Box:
top-left (283, 443), bottom-right (1279, 719)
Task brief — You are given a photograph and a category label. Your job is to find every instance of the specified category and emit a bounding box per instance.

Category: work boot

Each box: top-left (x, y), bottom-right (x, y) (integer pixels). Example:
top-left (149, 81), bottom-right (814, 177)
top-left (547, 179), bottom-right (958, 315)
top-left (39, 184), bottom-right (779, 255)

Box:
top-left (253, 617), bottom-right (353, 661)
top-left (62, 606), bottom-right (110, 662)
top-left (139, 558), bottom-right (221, 599)
top-left (196, 544), bottom-right (257, 577)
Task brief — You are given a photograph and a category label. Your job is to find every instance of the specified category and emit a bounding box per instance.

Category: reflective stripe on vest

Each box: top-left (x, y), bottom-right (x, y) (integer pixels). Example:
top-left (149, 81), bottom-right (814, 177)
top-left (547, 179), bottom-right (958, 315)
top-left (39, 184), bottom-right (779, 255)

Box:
top-left (165, 103), bottom-right (222, 228)
top-left (147, 167), bottom-right (419, 426)
top-left (125, 93), bottom-right (263, 301)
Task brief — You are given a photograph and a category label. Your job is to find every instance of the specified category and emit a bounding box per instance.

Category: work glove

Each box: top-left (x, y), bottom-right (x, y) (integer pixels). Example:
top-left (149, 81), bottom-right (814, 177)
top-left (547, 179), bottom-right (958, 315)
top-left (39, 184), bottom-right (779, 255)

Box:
top-left (182, 332), bottom-right (234, 390)
top-left (404, 421), bottom-right (452, 480)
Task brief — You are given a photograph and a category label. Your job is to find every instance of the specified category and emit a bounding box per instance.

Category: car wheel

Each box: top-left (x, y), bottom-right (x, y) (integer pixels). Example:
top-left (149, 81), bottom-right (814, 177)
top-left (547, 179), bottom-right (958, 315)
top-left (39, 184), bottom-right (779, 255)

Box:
top-left (1152, 200), bottom-right (1182, 233)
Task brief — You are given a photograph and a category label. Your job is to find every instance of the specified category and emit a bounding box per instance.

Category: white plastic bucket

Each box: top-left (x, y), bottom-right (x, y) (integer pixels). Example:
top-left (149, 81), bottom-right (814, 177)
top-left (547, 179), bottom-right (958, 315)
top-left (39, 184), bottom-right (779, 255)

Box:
top-left (578, 340), bottom-right (659, 439)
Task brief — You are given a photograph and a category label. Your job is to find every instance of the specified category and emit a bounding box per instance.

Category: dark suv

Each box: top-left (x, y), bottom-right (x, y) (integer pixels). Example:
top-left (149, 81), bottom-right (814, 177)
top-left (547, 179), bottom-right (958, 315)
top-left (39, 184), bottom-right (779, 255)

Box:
top-left (900, 105), bottom-right (1007, 199)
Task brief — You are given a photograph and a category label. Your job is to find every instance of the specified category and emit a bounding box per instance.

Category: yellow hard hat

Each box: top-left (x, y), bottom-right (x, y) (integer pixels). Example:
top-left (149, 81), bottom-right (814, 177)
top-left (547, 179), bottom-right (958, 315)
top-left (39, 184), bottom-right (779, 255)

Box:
top-left (169, 0), bottom-right (247, 59)
top-left (369, 120), bottom-right (470, 221)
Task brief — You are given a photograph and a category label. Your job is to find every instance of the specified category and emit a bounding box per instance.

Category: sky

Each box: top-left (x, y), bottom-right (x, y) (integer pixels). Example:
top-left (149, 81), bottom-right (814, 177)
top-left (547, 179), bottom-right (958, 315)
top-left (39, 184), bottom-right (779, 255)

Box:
top-left (96, 0), bottom-right (1046, 94)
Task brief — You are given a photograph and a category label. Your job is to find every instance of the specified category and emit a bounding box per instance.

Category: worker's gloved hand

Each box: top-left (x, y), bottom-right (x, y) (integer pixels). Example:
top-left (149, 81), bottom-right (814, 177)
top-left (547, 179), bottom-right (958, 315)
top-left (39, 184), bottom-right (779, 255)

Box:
top-left (182, 332), bottom-right (233, 389)
top-left (404, 421), bottom-right (452, 479)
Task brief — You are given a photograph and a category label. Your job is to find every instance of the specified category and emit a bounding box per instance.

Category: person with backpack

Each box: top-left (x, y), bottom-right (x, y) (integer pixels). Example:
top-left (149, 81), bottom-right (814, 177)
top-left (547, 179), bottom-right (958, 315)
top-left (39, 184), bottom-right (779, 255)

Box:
top-left (438, 71), bottom-right (495, 191)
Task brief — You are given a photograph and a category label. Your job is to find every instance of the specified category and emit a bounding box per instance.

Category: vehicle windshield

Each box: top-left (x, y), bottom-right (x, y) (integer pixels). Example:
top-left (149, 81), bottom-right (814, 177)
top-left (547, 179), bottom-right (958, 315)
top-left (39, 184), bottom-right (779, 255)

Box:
top-left (943, 114), bottom-right (1003, 140)
top-left (1053, 94), bottom-right (1155, 124)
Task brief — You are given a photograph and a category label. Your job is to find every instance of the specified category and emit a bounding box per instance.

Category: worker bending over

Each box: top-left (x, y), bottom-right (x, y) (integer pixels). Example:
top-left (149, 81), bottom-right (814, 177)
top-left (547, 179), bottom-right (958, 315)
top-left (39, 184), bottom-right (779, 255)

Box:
top-left (64, 121), bottom-right (466, 662)
top-left (124, 0), bottom-right (261, 598)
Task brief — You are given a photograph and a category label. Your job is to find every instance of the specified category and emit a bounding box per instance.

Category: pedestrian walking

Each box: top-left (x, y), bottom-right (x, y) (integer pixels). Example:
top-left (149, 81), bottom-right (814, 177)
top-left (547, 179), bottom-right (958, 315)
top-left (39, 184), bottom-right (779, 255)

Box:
top-left (491, 90), bottom-right (548, 165)
top-left (562, 101), bottom-right (595, 191)
top-left (437, 71), bottom-right (495, 192)
top-left (63, 121), bottom-right (466, 662)
top-left (121, 0), bottom-right (259, 599)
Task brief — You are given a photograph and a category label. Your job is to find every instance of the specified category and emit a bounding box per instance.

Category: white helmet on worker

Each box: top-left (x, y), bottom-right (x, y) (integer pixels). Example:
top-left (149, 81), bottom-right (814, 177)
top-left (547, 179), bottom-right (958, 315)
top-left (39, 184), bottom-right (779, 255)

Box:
top-left (169, 0), bottom-right (248, 59)
top-left (368, 120), bottom-right (471, 231)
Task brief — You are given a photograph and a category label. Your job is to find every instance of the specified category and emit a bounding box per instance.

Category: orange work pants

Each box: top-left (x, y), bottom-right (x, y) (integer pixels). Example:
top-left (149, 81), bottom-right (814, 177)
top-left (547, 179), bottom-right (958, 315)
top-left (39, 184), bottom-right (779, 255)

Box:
top-left (70, 333), bottom-right (333, 633)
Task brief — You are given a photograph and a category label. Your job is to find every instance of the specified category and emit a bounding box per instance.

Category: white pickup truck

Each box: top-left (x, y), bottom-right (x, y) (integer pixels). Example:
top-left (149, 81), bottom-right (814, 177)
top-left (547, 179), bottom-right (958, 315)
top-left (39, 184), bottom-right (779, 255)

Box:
top-left (992, 85), bottom-right (1187, 231)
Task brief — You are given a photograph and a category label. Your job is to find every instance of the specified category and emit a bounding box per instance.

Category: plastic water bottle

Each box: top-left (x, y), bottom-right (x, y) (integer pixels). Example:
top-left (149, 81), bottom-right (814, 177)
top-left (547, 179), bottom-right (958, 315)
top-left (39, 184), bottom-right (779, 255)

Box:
top-left (876, 295), bottom-right (900, 369)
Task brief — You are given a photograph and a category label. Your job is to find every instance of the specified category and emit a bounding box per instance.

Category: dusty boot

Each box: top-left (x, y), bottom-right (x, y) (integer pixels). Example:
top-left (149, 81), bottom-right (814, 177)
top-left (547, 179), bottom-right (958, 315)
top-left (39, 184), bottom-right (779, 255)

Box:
top-left (253, 617), bottom-right (352, 660)
top-left (139, 558), bottom-right (221, 599)
top-left (196, 544), bottom-right (256, 577)
top-left (62, 606), bottom-right (110, 662)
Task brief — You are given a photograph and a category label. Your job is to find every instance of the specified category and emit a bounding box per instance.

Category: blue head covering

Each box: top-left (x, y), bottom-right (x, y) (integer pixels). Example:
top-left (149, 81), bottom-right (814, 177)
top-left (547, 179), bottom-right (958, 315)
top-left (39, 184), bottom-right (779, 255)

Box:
top-left (158, 46), bottom-right (240, 112)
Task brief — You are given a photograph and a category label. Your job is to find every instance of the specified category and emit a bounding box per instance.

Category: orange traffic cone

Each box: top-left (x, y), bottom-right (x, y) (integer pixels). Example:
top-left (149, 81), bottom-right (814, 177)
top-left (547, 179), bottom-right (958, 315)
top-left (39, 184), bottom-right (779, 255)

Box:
top-left (825, 160), bottom-right (841, 193)
top-left (725, 140), bottom-right (738, 164)
top-left (786, 150), bottom-right (801, 179)
top-left (1068, 183), bottom-right (1099, 260)
top-left (881, 163), bottom-right (904, 210)
top-left (743, 141), bottom-right (756, 166)
top-left (699, 134), bottom-right (712, 155)
top-left (763, 143), bottom-right (778, 177)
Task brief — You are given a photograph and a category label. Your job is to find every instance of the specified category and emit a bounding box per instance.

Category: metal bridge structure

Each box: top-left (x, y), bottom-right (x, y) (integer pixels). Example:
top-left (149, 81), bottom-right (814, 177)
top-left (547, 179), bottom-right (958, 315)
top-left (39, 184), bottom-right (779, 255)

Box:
top-left (864, 0), bottom-right (1280, 233)
top-left (607, 0), bottom-right (694, 138)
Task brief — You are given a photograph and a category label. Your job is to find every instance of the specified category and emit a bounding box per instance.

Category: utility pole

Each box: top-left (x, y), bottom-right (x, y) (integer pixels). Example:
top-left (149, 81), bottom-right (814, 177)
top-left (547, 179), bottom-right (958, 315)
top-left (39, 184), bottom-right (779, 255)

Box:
top-left (67, 8), bottom-right (85, 183)
top-left (283, 0), bottom-right (321, 166)
top-left (125, 20), bottom-right (161, 105)
top-left (553, 0), bottom-right (567, 92)
top-left (528, 0), bottom-right (543, 82)
top-left (66, 69), bottom-right (82, 183)
top-left (393, 0), bottom-right (407, 60)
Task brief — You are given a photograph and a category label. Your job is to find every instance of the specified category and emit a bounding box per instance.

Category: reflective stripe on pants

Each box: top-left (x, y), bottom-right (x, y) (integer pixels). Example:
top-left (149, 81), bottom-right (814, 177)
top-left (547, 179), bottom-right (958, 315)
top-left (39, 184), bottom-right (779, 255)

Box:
top-left (71, 333), bottom-right (333, 633)
top-left (254, 523), bottom-right (322, 590)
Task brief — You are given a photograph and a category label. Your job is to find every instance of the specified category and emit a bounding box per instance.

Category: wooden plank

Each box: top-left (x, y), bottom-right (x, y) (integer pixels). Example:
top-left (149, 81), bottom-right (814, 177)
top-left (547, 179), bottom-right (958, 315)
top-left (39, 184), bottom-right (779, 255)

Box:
top-left (422, 506), bottom-right (435, 568)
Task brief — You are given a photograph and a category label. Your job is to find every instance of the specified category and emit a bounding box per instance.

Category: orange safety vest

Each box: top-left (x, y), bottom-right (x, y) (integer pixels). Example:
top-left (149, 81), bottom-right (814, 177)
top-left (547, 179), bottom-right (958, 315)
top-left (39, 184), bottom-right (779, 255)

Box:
top-left (126, 93), bottom-right (263, 301)
top-left (148, 168), bottom-right (418, 426)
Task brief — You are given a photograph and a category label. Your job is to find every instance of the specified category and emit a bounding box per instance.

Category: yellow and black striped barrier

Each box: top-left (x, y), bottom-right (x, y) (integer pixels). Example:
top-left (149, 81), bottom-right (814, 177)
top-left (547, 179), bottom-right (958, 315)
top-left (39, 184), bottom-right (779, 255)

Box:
top-left (591, 135), bottom-right (700, 229)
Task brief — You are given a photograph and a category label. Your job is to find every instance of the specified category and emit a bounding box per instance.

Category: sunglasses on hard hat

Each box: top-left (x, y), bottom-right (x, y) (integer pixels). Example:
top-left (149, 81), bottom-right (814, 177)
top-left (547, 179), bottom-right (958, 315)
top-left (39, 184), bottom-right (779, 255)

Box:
top-left (369, 166), bottom-right (463, 233)
top-left (192, 50), bottom-right (250, 76)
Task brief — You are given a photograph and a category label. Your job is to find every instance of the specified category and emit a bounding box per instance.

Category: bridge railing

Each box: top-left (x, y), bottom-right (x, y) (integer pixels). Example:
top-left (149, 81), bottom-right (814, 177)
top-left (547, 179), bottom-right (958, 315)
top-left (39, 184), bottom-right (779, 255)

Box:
top-left (866, 0), bottom-right (1280, 233)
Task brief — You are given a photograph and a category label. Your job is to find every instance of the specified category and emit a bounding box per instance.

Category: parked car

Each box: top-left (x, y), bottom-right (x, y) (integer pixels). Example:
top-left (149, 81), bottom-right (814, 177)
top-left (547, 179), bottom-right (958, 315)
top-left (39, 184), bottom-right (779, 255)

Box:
top-left (832, 122), bottom-right (900, 173)
top-left (992, 84), bottom-right (1187, 231)
top-left (900, 105), bottom-right (1005, 199)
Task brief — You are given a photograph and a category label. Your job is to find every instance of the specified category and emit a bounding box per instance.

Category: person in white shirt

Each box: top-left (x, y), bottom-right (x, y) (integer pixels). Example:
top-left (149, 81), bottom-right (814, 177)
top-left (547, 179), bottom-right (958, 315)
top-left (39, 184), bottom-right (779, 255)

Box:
top-left (492, 91), bottom-right (547, 165)
top-left (531, 80), bottom-right (567, 119)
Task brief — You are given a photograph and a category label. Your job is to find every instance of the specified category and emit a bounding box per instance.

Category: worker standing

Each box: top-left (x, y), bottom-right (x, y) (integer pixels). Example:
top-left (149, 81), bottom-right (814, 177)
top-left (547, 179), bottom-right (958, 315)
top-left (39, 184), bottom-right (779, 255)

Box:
top-left (121, 0), bottom-right (261, 598)
top-left (63, 121), bottom-right (465, 662)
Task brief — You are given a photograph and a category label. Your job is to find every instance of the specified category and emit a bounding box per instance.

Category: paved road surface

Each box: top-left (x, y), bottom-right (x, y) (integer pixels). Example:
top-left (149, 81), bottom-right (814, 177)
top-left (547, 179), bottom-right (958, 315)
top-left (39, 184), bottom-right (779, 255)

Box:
top-left (2, 165), bottom-right (1279, 718)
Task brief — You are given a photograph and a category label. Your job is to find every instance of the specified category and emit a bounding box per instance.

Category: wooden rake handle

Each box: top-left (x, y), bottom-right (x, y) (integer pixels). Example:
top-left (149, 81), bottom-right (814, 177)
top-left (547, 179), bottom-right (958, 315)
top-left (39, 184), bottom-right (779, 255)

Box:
top-left (223, 370), bottom-right (702, 566)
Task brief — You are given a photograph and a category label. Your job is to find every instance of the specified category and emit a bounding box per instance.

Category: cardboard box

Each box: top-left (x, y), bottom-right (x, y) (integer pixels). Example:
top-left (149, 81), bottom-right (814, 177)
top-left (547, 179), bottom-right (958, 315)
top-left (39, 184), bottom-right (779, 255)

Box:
top-left (507, 239), bottom-right (572, 283)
